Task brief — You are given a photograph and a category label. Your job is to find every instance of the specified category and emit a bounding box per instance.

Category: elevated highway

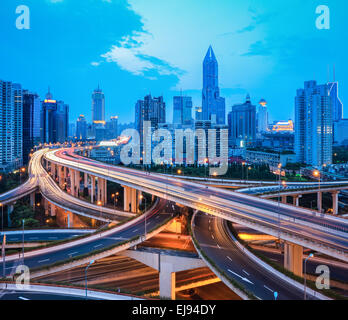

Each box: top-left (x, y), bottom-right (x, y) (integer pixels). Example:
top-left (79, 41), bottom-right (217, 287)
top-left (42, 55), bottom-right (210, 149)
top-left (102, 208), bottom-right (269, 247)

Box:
top-left (0, 199), bottom-right (173, 278)
top-left (192, 211), bottom-right (321, 300)
top-left (44, 148), bottom-right (348, 262)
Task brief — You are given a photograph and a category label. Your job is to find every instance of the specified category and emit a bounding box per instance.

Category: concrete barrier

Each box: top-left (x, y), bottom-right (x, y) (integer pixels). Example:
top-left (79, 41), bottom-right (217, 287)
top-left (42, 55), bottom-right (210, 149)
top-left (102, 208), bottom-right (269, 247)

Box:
top-left (0, 282), bottom-right (143, 300)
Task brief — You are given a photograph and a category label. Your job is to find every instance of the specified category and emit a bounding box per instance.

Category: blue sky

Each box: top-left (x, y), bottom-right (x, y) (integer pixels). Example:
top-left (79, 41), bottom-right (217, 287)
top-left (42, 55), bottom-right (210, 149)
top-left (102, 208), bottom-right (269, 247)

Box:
top-left (1, 0), bottom-right (347, 124)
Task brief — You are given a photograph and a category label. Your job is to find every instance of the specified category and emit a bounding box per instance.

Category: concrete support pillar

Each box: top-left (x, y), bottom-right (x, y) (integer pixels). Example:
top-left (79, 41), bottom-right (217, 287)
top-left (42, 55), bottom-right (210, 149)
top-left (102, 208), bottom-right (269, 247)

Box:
top-left (281, 196), bottom-right (287, 204)
top-left (97, 178), bottom-right (103, 204)
top-left (70, 169), bottom-right (75, 197)
top-left (63, 166), bottom-right (67, 189)
top-left (30, 193), bottom-right (35, 207)
top-left (75, 170), bottom-right (80, 196)
top-left (91, 176), bottom-right (96, 203)
top-left (131, 188), bottom-right (138, 213)
top-left (51, 163), bottom-right (56, 180)
top-left (123, 186), bottom-right (139, 213)
top-left (317, 192), bottom-right (322, 213)
top-left (50, 203), bottom-right (56, 217)
top-left (84, 173), bottom-right (88, 189)
top-left (292, 195), bottom-right (301, 206)
top-left (159, 264), bottom-right (176, 300)
top-left (123, 186), bottom-right (132, 212)
top-left (58, 165), bottom-right (65, 189)
top-left (332, 191), bottom-right (339, 215)
top-left (44, 199), bottom-right (49, 216)
top-left (284, 242), bottom-right (303, 277)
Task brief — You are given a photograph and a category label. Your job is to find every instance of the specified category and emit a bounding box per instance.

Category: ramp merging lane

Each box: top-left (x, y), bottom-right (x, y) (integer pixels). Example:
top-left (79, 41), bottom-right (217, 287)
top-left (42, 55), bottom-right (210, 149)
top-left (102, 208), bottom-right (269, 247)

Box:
top-left (0, 199), bottom-right (173, 278)
top-left (45, 148), bottom-right (348, 262)
top-left (192, 212), bottom-right (315, 300)
top-left (33, 149), bottom-right (135, 222)
top-left (0, 229), bottom-right (93, 243)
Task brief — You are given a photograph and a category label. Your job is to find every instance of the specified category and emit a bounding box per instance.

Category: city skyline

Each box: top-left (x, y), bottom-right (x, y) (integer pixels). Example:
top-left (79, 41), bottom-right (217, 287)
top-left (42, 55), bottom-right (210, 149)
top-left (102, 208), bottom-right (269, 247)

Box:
top-left (1, 0), bottom-right (347, 124)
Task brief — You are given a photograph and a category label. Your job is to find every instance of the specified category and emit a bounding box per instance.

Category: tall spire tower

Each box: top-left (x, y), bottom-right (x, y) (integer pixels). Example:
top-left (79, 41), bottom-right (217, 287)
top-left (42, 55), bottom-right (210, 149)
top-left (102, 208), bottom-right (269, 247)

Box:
top-left (202, 46), bottom-right (225, 124)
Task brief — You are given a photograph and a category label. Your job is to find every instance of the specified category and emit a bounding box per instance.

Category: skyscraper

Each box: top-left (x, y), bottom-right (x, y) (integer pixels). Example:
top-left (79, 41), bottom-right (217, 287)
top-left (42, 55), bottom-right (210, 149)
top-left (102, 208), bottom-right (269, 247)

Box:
top-left (173, 96), bottom-right (193, 125)
top-left (106, 116), bottom-right (119, 139)
top-left (228, 94), bottom-right (256, 148)
top-left (76, 115), bottom-right (87, 141)
top-left (40, 89), bottom-right (69, 144)
top-left (295, 80), bottom-right (333, 166)
top-left (135, 94), bottom-right (166, 153)
top-left (257, 99), bottom-right (269, 133)
top-left (202, 46), bottom-right (225, 124)
top-left (0, 80), bottom-right (23, 172)
top-left (22, 91), bottom-right (40, 164)
top-left (92, 86), bottom-right (105, 122)
top-left (135, 95), bottom-right (166, 132)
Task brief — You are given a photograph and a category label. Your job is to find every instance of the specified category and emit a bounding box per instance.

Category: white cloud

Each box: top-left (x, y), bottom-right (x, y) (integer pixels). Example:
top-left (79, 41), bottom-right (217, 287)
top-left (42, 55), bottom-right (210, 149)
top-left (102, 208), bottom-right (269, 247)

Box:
top-left (100, 31), bottom-right (183, 79)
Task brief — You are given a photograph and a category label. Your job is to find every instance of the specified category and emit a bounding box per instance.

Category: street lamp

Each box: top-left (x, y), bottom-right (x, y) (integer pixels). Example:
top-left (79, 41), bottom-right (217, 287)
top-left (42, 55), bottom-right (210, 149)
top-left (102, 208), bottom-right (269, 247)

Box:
top-left (85, 260), bottom-right (95, 299)
top-left (0, 203), bottom-right (3, 233)
top-left (277, 163), bottom-right (283, 240)
top-left (22, 219), bottom-right (25, 261)
top-left (304, 253), bottom-right (314, 300)
top-left (97, 200), bottom-right (102, 219)
top-left (313, 170), bottom-right (321, 212)
top-left (139, 195), bottom-right (147, 239)
top-left (204, 158), bottom-right (208, 180)
top-left (247, 166), bottom-right (252, 181)
top-left (177, 169), bottom-right (182, 175)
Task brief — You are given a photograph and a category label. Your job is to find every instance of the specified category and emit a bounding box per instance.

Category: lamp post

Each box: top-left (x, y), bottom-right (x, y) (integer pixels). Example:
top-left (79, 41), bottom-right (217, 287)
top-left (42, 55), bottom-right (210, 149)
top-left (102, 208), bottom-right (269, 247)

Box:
top-left (139, 195), bottom-right (147, 239)
top-left (22, 219), bottom-right (25, 261)
top-left (247, 166), bottom-right (252, 182)
top-left (277, 163), bottom-right (283, 240)
top-left (204, 158), bottom-right (208, 180)
top-left (313, 170), bottom-right (321, 212)
top-left (0, 203), bottom-right (3, 233)
top-left (85, 260), bottom-right (95, 299)
top-left (304, 253), bottom-right (314, 300)
top-left (97, 200), bottom-right (102, 219)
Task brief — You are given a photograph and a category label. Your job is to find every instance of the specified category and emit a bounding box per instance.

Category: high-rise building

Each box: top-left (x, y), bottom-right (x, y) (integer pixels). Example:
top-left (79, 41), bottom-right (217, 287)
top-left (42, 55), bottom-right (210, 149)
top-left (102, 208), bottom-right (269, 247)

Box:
top-left (195, 106), bottom-right (203, 121)
top-left (257, 99), bottom-right (268, 133)
top-left (228, 94), bottom-right (256, 148)
top-left (105, 116), bottom-right (119, 139)
top-left (295, 80), bottom-right (333, 166)
top-left (135, 95), bottom-right (166, 133)
top-left (40, 89), bottom-right (69, 144)
top-left (135, 94), bottom-right (166, 154)
top-left (76, 115), bottom-right (87, 141)
top-left (149, 95), bottom-right (166, 127)
top-left (173, 96), bottom-right (193, 125)
top-left (0, 80), bottom-right (23, 172)
top-left (22, 91), bottom-right (40, 164)
top-left (202, 46), bottom-right (225, 125)
top-left (328, 81), bottom-right (343, 122)
top-left (69, 123), bottom-right (76, 139)
top-left (92, 86), bottom-right (105, 122)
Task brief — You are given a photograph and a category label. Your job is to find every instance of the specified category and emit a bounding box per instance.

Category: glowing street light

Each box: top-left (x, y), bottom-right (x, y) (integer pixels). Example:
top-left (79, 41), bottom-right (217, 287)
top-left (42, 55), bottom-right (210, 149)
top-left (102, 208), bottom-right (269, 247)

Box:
top-left (139, 195), bottom-right (147, 238)
top-left (304, 253), bottom-right (314, 300)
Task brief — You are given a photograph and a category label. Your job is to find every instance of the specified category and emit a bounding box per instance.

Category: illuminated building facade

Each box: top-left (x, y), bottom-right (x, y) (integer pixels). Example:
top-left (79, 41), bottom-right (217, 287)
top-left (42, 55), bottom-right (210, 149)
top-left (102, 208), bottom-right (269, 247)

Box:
top-left (295, 80), bottom-right (332, 166)
top-left (272, 120), bottom-right (294, 132)
top-left (0, 80), bottom-right (23, 172)
top-left (40, 90), bottom-right (69, 143)
top-left (228, 94), bottom-right (256, 147)
top-left (202, 46), bottom-right (225, 125)
top-left (257, 99), bottom-right (269, 133)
